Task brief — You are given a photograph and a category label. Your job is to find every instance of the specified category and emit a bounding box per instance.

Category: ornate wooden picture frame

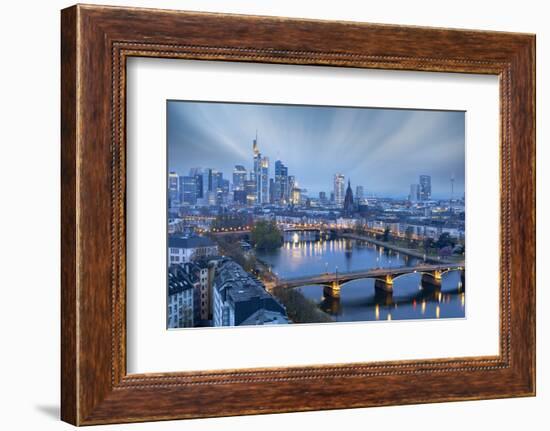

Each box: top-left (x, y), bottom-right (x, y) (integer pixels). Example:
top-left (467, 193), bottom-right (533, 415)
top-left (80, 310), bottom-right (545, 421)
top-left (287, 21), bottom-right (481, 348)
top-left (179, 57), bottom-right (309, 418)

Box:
top-left (61, 4), bottom-right (535, 425)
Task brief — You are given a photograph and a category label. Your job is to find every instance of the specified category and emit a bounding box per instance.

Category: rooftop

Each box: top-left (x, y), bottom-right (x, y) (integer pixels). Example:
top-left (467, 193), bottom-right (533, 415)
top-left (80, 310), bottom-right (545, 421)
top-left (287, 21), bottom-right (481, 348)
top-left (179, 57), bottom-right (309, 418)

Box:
top-left (168, 266), bottom-right (194, 295)
top-left (240, 309), bottom-right (289, 325)
top-left (214, 259), bottom-right (287, 325)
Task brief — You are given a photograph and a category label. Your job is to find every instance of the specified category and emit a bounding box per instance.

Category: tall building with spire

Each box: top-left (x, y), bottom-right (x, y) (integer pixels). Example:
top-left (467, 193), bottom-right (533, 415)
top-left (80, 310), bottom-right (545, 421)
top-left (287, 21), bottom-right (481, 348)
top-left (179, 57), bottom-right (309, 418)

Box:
top-left (252, 131), bottom-right (261, 203)
top-left (343, 180), bottom-right (355, 216)
top-left (252, 131), bottom-right (269, 204)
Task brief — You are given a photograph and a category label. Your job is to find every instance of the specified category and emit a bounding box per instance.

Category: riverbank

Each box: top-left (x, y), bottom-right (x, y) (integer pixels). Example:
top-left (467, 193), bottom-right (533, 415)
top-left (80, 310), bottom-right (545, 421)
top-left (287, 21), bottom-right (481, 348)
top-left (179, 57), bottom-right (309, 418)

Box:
top-left (271, 285), bottom-right (334, 324)
top-left (341, 233), bottom-right (462, 265)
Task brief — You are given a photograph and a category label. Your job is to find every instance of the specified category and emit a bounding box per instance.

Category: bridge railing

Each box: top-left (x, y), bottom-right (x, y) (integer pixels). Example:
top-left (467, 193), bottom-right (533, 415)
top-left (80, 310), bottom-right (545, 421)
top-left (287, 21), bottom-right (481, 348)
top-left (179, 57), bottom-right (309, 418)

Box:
top-left (276, 264), bottom-right (464, 283)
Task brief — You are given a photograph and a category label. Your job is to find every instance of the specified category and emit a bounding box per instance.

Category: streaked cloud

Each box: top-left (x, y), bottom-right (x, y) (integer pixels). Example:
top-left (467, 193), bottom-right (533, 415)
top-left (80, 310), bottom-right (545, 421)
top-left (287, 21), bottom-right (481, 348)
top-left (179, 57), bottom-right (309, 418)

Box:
top-left (168, 101), bottom-right (465, 198)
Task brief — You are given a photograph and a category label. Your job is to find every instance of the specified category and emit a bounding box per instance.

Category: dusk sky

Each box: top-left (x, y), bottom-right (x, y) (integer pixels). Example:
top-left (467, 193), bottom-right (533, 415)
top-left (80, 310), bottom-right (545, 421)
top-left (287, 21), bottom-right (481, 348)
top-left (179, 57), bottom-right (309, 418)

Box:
top-left (167, 101), bottom-right (465, 198)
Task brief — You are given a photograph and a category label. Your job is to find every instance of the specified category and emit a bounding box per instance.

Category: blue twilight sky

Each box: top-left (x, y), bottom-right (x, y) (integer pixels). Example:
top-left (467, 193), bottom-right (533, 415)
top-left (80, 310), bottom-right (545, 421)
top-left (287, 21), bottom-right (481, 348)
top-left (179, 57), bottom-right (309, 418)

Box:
top-left (167, 101), bottom-right (465, 199)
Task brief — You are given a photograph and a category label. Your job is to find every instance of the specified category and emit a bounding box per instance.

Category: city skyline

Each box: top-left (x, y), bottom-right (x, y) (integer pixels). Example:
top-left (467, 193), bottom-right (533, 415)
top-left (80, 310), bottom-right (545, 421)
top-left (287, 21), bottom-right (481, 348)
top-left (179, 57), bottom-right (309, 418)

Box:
top-left (168, 101), bottom-right (465, 198)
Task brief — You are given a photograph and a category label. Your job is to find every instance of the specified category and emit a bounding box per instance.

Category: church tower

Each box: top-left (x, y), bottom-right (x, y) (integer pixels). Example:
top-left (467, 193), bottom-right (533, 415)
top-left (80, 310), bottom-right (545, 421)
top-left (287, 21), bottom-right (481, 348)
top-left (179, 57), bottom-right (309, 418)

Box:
top-left (343, 180), bottom-right (355, 216)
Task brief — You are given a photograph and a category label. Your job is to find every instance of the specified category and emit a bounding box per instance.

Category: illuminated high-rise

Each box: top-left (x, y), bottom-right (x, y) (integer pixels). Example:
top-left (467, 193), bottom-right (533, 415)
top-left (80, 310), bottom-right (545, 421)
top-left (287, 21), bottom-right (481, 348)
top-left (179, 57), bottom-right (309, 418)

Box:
top-left (334, 173), bottom-right (345, 206)
top-left (233, 165), bottom-right (247, 191)
top-left (250, 131), bottom-right (270, 204)
top-left (259, 156), bottom-right (269, 204)
top-left (274, 160), bottom-right (289, 204)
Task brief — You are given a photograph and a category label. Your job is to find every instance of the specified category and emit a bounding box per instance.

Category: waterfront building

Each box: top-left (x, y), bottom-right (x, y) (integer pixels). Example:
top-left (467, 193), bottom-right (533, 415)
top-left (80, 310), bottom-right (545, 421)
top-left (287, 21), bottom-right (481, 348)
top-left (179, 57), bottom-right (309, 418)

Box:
top-left (319, 191), bottom-right (327, 204)
top-left (419, 175), bottom-right (432, 201)
top-left (167, 265), bottom-right (194, 328)
top-left (336, 217), bottom-right (361, 229)
top-left (212, 259), bottom-right (288, 327)
top-left (168, 235), bottom-right (219, 265)
top-left (334, 173), bottom-right (345, 206)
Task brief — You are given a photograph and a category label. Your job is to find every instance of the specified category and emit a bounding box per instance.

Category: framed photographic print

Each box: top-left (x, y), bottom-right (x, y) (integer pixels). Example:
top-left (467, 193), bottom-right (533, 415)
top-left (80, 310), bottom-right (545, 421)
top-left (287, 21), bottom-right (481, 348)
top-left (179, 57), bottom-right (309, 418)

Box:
top-left (61, 4), bottom-right (535, 425)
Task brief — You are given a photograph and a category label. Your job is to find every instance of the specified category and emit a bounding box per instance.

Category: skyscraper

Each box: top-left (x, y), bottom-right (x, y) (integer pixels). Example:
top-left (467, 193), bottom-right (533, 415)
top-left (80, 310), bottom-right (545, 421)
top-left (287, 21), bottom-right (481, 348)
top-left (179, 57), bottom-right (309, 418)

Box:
top-left (355, 185), bottom-right (364, 202)
top-left (290, 187), bottom-right (301, 205)
top-left (334, 173), bottom-right (345, 206)
top-left (252, 131), bottom-right (270, 204)
top-left (181, 176), bottom-right (197, 205)
top-left (288, 175), bottom-right (296, 202)
top-left (189, 168), bottom-right (203, 199)
top-left (212, 170), bottom-right (223, 194)
top-left (419, 175), bottom-right (432, 201)
top-left (259, 156), bottom-right (269, 204)
top-left (232, 165), bottom-right (247, 191)
top-left (244, 179), bottom-right (257, 206)
top-left (274, 160), bottom-right (289, 204)
top-left (202, 168), bottom-right (213, 196)
top-left (409, 183), bottom-right (420, 202)
top-left (168, 171), bottom-right (179, 207)
top-left (269, 178), bottom-right (276, 204)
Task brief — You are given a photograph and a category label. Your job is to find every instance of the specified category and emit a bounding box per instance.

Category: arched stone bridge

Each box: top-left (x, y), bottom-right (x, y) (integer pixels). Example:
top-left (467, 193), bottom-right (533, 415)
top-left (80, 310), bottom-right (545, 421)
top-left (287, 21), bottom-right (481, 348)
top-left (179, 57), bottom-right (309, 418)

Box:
top-left (275, 263), bottom-right (465, 298)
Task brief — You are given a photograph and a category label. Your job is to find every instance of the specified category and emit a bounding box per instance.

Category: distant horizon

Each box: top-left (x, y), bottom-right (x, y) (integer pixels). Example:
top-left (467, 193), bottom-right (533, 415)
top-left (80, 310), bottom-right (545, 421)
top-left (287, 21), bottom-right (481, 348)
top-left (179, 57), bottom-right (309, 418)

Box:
top-left (168, 100), bottom-right (465, 199)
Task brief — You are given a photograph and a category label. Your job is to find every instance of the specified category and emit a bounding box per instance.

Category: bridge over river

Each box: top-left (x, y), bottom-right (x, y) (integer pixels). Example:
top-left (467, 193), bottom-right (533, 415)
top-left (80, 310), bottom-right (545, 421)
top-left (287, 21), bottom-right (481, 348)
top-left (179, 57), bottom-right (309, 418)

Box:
top-left (275, 263), bottom-right (465, 298)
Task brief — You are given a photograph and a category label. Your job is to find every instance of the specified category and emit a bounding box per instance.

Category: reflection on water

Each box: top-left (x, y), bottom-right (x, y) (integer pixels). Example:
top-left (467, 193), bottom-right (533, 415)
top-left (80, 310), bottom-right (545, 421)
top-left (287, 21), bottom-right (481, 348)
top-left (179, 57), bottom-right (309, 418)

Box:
top-left (257, 235), bottom-right (465, 322)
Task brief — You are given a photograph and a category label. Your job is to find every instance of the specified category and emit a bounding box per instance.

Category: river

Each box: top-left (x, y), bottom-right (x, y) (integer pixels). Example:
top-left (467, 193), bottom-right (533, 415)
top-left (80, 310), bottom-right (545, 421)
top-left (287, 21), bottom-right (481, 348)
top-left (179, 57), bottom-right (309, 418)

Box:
top-left (256, 232), bottom-right (465, 322)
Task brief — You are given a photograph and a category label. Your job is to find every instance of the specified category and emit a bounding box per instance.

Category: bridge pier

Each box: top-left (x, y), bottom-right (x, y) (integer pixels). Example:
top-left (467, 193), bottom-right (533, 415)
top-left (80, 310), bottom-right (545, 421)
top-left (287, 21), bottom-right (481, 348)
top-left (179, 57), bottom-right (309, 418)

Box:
top-left (320, 295), bottom-right (342, 315)
top-left (374, 287), bottom-right (393, 306)
top-left (323, 282), bottom-right (341, 299)
top-left (277, 264), bottom-right (464, 299)
top-left (421, 270), bottom-right (442, 288)
top-left (374, 275), bottom-right (394, 292)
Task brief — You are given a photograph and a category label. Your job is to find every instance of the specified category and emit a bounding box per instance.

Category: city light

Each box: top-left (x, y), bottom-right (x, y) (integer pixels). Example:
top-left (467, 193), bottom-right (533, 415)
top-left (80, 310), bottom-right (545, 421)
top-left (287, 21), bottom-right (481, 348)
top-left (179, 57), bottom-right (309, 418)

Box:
top-left (167, 106), bottom-right (465, 328)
